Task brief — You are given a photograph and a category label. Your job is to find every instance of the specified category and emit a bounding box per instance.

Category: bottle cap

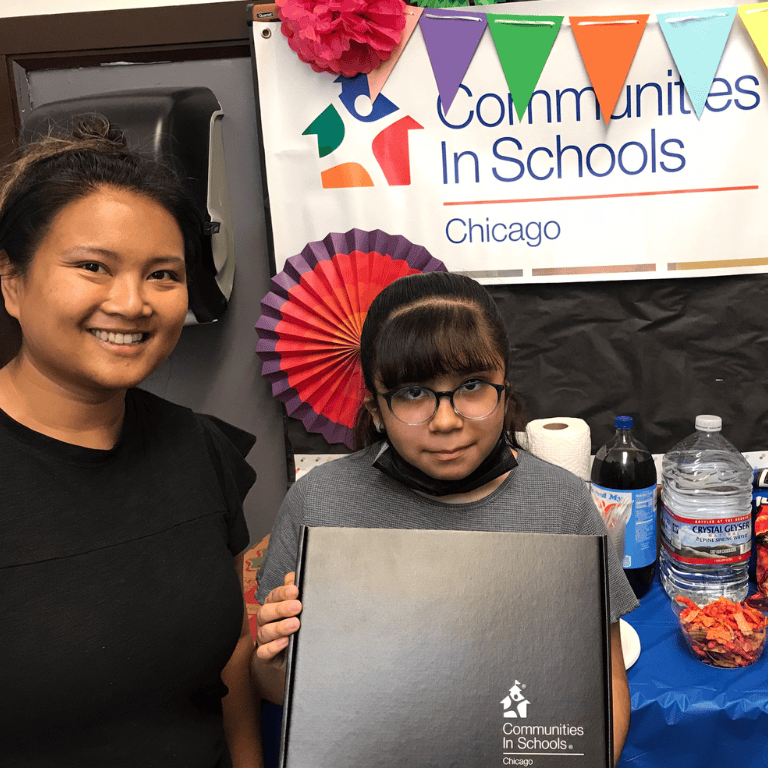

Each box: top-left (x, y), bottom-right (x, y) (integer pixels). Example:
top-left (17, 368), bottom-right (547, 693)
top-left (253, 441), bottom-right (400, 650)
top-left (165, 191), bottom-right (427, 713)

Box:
top-left (615, 415), bottom-right (633, 429)
top-left (695, 414), bottom-right (722, 432)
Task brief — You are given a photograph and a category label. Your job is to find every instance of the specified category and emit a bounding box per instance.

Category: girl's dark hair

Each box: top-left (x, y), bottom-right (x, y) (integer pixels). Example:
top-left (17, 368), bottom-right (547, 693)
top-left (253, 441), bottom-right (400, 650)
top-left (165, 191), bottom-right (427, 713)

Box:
top-left (354, 271), bottom-right (527, 449)
top-left (0, 114), bottom-right (202, 279)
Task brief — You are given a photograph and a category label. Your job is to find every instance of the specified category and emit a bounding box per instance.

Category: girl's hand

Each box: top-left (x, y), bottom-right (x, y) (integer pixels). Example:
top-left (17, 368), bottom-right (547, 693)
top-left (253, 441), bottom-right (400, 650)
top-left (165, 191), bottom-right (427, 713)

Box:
top-left (255, 572), bottom-right (302, 666)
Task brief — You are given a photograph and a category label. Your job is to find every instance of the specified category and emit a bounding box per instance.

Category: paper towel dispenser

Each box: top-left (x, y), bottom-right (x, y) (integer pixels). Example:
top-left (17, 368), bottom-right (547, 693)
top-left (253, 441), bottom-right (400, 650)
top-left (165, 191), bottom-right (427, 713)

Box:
top-left (21, 87), bottom-right (234, 325)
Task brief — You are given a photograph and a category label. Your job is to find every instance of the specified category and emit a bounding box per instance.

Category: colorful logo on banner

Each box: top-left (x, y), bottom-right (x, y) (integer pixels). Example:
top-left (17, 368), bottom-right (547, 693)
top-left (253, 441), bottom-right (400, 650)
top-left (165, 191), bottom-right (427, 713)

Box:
top-left (303, 73), bottom-right (424, 188)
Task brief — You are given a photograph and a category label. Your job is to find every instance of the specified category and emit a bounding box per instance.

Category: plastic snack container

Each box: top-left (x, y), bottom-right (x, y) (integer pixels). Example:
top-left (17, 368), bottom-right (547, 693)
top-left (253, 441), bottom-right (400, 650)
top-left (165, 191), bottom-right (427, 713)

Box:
top-left (674, 595), bottom-right (767, 668)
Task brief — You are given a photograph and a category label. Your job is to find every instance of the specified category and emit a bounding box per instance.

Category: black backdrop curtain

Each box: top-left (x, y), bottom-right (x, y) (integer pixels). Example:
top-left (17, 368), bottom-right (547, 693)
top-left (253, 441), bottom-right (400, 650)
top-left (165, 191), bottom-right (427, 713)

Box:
top-left (286, 272), bottom-right (768, 457)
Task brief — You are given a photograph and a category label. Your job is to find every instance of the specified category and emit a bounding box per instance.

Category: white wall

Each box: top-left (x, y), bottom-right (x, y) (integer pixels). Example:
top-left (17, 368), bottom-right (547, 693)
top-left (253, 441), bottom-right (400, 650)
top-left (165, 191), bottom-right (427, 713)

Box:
top-left (0, 0), bottom-right (244, 18)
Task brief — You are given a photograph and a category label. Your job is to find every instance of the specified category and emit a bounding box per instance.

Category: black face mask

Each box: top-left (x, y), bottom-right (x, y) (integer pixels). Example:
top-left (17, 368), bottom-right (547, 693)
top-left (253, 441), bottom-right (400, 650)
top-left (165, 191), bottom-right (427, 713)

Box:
top-left (372, 433), bottom-right (517, 497)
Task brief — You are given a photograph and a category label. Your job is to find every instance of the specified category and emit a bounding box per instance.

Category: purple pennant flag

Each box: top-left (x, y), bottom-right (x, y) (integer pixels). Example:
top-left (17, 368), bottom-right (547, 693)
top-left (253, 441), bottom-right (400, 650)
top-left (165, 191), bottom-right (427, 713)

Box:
top-left (419, 8), bottom-right (488, 115)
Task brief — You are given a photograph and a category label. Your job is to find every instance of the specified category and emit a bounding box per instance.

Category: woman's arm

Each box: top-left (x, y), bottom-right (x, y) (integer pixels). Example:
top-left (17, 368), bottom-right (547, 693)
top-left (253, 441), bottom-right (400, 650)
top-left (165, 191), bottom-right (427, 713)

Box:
top-left (610, 621), bottom-right (630, 765)
top-left (221, 554), bottom-right (264, 768)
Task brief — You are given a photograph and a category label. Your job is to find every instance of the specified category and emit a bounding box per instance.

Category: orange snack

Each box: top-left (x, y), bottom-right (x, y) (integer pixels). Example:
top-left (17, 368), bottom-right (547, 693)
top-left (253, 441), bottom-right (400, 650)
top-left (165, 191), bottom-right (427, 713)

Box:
top-left (676, 595), bottom-right (767, 668)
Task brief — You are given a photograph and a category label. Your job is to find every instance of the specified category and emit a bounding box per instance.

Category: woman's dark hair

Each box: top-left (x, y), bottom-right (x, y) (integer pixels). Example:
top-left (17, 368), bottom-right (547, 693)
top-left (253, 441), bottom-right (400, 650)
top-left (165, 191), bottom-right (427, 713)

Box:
top-left (354, 271), bottom-right (527, 449)
top-left (0, 114), bottom-right (202, 279)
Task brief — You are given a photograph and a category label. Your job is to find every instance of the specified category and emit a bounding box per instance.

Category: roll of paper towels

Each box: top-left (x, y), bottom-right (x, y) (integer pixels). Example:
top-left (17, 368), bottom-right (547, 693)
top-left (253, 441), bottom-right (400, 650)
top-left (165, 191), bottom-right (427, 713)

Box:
top-left (516, 417), bottom-right (592, 481)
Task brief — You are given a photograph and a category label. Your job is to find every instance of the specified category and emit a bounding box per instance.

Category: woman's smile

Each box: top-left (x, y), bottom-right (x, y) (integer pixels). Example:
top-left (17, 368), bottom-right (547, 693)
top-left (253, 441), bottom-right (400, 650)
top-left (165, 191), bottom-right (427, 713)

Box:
top-left (87, 332), bottom-right (151, 357)
top-left (89, 330), bottom-right (149, 346)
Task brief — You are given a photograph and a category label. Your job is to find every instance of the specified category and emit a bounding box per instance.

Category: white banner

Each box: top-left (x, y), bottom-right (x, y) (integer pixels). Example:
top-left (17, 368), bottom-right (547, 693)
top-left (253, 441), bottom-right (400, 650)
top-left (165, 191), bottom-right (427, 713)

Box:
top-left (252, 0), bottom-right (768, 284)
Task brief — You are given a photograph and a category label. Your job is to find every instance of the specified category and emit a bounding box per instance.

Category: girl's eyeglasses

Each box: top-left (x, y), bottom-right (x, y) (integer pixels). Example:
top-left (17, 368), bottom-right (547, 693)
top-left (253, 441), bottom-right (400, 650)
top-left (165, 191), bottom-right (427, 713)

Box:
top-left (379, 381), bottom-right (505, 425)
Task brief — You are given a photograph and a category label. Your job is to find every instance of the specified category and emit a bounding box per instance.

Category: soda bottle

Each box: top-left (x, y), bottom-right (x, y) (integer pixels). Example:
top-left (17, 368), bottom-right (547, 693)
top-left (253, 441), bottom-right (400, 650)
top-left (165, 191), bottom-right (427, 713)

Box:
top-left (591, 416), bottom-right (658, 598)
top-left (659, 415), bottom-right (752, 605)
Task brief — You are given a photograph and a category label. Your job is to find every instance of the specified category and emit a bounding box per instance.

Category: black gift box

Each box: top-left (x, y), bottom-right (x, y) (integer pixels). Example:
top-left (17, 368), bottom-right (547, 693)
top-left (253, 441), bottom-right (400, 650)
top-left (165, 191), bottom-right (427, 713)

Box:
top-left (280, 527), bottom-right (613, 768)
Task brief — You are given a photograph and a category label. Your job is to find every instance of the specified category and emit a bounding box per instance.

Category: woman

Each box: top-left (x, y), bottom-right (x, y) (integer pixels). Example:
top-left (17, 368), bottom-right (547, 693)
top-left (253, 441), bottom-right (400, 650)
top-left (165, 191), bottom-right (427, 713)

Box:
top-left (253, 271), bottom-right (638, 762)
top-left (0, 119), bottom-right (262, 767)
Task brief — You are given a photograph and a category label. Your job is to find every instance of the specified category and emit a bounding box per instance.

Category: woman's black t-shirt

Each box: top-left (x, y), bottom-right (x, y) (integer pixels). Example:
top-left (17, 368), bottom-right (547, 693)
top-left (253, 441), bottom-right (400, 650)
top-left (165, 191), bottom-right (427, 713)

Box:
top-left (0, 388), bottom-right (254, 767)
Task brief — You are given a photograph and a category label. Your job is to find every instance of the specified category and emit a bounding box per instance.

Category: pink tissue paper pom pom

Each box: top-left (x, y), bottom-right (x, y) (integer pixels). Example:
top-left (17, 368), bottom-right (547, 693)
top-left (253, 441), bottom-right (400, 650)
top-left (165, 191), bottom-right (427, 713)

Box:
top-left (276, 0), bottom-right (407, 78)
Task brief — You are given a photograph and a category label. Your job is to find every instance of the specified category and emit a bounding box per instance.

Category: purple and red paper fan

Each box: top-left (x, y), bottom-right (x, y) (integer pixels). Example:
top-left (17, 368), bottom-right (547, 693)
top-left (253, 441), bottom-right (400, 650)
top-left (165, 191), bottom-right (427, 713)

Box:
top-left (256, 229), bottom-right (446, 448)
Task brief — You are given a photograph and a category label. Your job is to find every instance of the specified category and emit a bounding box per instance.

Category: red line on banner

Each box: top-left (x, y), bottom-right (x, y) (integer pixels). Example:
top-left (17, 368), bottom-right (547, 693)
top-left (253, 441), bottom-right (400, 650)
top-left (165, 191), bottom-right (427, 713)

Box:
top-left (443, 185), bottom-right (759, 207)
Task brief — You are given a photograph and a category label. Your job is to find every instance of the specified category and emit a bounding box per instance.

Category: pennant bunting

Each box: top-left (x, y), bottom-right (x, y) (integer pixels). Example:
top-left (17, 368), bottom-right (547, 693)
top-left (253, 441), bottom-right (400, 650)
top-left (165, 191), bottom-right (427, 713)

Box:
top-left (419, 8), bottom-right (488, 114)
top-left (570, 14), bottom-right (649, 124)
top-left (657, 7), bottom-right (738, 118)
top-left (369, 6), bottom-right (425, 104)
top-left (487, 14), bottom-right (564, 121)
top-left (738, 3), bottom-right (768, 71)
top-left (411, 0), bottom-right (470, 7)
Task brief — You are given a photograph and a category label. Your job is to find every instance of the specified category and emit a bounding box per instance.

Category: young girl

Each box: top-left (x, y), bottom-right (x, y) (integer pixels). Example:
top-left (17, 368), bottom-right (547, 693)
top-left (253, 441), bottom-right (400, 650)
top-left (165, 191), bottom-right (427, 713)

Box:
top-left (0, 118), bottom-right (262, 767)
top-left (253, 271), bottom-right (638, 763)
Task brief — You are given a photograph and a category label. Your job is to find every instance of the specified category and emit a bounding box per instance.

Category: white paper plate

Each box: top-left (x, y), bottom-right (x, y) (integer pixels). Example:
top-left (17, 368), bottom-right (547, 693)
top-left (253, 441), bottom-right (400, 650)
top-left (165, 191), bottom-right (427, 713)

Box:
top-left (620, 619), bottom-right (641, 670)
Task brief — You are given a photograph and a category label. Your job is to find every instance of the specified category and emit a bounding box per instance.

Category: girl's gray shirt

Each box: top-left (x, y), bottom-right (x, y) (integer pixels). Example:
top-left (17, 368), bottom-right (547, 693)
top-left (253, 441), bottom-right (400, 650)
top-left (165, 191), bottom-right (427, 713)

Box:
top-left (257, 446), bottom-right (639, 623)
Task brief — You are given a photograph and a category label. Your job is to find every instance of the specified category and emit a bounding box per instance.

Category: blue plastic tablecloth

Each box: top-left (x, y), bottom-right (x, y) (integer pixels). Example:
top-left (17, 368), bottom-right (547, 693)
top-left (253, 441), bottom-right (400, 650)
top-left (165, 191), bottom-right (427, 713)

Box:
top-left (619, 577), bottom-right (768, 768)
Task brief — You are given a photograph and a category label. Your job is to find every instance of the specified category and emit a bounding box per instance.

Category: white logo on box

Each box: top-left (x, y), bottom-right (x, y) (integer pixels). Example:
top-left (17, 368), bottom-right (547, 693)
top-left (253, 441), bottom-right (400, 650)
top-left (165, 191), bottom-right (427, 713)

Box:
top-left (501, 681), bottom-right (529, 718)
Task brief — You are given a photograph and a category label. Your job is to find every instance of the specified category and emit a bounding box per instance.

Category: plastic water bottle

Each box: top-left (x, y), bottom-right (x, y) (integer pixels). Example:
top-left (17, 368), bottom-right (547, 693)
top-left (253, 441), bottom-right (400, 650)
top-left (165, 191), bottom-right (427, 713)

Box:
top-left (659, 415), bottom-right (753, 605)
top-left (591, 416), bottom-right (658, 599)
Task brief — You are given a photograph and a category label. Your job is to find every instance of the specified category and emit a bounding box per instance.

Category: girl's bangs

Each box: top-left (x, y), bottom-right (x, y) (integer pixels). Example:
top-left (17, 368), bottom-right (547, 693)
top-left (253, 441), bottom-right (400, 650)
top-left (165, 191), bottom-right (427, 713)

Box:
top-left (373, 302), bottom-right (505, 390)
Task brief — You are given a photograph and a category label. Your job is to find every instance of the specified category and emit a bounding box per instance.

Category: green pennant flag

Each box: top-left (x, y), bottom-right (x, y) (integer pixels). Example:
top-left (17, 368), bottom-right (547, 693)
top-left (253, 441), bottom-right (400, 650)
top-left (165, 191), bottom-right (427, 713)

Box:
top-left (487, 14), bottom-right (564, 122)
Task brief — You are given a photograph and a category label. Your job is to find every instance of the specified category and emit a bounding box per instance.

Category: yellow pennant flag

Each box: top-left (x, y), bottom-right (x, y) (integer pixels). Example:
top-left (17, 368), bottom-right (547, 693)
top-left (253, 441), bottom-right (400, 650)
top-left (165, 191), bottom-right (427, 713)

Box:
top-left (738, 3), bottom-right (768, 69)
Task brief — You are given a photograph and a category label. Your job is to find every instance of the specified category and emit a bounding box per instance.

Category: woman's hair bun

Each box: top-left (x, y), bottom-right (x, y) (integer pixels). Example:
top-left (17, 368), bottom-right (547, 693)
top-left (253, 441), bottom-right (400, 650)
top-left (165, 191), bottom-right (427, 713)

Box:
top-left (69, 114), bottom-right (128, 150)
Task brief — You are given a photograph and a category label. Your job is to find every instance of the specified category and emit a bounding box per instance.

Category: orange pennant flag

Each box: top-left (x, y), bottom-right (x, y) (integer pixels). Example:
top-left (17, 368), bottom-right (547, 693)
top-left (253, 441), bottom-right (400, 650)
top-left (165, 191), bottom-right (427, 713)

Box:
top-left (570, 14), bottom-right (649, 124)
